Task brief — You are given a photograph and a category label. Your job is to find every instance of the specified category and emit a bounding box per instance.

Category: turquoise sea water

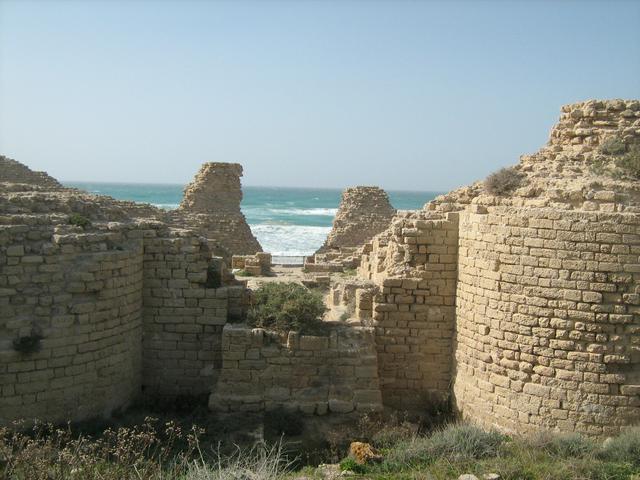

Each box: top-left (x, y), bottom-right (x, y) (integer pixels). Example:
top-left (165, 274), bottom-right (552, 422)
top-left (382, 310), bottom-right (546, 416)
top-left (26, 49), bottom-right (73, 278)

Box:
top-left (64, 182), bottom-right (441, 255)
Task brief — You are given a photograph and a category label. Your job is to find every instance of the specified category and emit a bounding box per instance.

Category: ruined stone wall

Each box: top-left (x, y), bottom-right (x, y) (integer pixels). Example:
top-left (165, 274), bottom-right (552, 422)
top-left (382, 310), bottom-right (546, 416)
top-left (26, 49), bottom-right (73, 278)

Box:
top-left (318, 187), bottom-right (396, 254)
top-left (454, 207), bottom-right (640, 436)
top-left (209, 324), bottom-right (383, 415)
top-left (141, 228), bottom-right (247, 398)
top-left (0, 156), bottom-right (63, 189)
top-left (0, 223), bottom-right (143, 425)
top-left (357, 211), bottom-right (459, 410)
top-left (173, 163), bottom-right (261, 256)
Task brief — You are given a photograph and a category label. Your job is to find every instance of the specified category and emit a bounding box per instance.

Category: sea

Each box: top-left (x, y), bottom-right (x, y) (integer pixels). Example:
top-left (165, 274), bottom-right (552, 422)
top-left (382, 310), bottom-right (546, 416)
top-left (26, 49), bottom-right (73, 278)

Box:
top-left (64, 182), bottom-right (442, 256)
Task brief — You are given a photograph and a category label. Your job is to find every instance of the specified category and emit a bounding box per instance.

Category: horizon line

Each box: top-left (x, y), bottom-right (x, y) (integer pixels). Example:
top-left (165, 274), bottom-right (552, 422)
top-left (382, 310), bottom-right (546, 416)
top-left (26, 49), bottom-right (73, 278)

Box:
top-left (61, 179), bottom-right (446, 194)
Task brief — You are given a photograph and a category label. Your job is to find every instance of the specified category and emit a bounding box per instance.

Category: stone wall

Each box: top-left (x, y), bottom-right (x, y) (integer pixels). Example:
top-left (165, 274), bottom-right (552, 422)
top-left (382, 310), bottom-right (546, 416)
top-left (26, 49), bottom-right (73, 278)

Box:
top-left (0, 155), bottom-right (63, 189)
top-left (318, 187), bottom-right (396, 254)
top-left (0, 223), bottom-right (143, 424)
top-left (173, 163), bottom-right (261, 256)
top-left (358, 211), bottom-right (459, 410)
top-left (454, 207), bottom-right (640, 436)
top-left (0, 211), bottom-right (246, 423)
top-left (141, 227), bottom-right (248, 398)
top-left (209, 324), bottom-right (383, 415)
top-left (231, 252), bottom-right (272, 276)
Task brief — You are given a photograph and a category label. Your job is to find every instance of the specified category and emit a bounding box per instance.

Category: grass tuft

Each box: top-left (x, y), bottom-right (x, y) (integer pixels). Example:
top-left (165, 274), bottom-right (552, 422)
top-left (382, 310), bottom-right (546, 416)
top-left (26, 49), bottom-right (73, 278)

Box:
top-left (597, 427), bottom-right (640, 465)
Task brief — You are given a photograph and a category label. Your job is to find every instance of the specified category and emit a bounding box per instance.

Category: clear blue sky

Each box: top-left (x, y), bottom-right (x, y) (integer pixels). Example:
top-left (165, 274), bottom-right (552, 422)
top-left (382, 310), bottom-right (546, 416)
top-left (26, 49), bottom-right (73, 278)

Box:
top-left (0, 0), bottom-right (638, 190)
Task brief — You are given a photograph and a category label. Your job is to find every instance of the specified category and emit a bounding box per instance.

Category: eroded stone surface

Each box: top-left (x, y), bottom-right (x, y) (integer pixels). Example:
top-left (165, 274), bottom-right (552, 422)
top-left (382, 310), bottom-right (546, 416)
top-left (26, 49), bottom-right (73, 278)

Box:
top-left (319, 186), bottom-right (396, 253)
top-left (172, 162), bottom-right (261, 256)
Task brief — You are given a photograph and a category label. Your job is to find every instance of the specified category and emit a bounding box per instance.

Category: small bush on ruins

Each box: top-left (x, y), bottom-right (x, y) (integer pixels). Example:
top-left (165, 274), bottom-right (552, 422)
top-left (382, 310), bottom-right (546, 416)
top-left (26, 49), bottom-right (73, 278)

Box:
top-left (247, 282), bottom-right (327, 334)
top-left (484, 166), bottom-right (524, 196)
top-left (599, 136), bottom-right (627, 156)
top-left (595, 136), bottom-right (640, 179)
top-left (615, 143), bottom-right (640, 178)
top-left (68, 212), bottom-right (91, 229)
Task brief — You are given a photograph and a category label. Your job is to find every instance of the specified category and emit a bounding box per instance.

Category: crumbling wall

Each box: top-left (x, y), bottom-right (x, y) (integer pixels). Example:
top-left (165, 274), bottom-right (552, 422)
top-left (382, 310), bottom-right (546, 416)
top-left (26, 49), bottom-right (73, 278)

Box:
top-left (318, 187), bottom-right (396, 254)
top-left (0, 156), bottom-right (63, 189)
top-left (454, 207), bottom-right (640, 436)
top-left (231, 252), bottom-right (271, 276)
top-left (173, 163), bottom-right (261, 256)
top-left (209, 324), bottom-right (382, 414)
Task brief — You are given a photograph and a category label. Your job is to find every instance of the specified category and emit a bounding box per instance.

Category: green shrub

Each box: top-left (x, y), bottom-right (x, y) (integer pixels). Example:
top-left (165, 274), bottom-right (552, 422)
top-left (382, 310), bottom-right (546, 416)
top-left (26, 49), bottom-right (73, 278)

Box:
top-left (615, 143), bottom-right (640, 178)
top-left (68, 213), bottom-right (91, 229)
top-left (484, 167), bottom-right (524, 196)
top-left (339, 457), bottom-right (367, 474)
top-left (235, 269), bottom-right (253, 277)
top-left (599, 136), bottom-right (627, 156)
top-left (247, 282), bottom-right (327, 334)
top-left (597, 427), bottom-right (640, 465)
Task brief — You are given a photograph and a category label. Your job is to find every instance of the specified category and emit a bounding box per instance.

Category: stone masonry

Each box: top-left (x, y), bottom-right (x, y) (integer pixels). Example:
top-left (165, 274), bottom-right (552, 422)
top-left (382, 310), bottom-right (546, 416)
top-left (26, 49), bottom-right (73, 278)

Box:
top-left (172, 163), bottom-right (261, 257)
top-left (209, 324), bottom-right (382, 415)
top-left (318, 186), bottom-right (396, 254)
top-left (1, 99), bottom-right (638, 437)
top-left (354, 99), bottom-right (640, 435)
top-left (1, 155), bottom-right (63, 189)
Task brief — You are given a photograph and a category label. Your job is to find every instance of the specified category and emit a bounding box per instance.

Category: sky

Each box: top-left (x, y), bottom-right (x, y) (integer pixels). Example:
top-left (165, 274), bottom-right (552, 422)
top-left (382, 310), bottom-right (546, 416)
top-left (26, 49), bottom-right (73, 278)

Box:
top-left (0, 1), bottom-right (639, 191)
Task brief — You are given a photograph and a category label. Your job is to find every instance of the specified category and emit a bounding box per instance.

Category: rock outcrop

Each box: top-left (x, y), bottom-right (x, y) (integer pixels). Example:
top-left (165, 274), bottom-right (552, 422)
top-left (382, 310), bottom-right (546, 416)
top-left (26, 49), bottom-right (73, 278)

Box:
top-left (1, 155), bottom-right (63, 189)
top-left (318, 186), bottom-right (396, 253)
top-left (172, 163), bottom-right (261, 256)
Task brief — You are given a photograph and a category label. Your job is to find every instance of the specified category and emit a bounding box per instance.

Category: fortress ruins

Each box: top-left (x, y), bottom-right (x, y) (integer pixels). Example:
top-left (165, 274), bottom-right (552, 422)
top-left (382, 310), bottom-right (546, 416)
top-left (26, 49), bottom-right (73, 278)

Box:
top-left (0, 99), bottom-right (639, 437)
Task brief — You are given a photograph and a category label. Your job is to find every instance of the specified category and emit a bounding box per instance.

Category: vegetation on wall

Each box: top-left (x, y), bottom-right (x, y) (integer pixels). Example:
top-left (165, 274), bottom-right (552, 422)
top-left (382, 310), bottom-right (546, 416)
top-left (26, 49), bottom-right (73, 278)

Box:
top-left (68, 213), bottom-right (92, 229)
top-left (592, 136), bottom-right (640, 179)
top-left (484, 166), bottom-right (524, 196)
top-left (246, 282), bottom-right (327, 334)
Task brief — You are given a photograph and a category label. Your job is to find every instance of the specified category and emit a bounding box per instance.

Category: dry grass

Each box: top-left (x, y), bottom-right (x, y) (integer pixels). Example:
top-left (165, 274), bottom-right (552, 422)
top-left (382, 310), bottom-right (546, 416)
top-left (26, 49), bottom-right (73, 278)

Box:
top-left (2, 415), bottom-right (639, 480)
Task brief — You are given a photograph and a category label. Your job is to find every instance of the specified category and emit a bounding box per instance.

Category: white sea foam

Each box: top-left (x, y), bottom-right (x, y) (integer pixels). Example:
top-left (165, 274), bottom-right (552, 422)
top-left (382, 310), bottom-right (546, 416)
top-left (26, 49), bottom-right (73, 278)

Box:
top-left (249, 224), bottom-right (330, 256)
top-left (265, 207), bottom-right (337, 216)
top-left (153, 203), bottom-right (180, 210)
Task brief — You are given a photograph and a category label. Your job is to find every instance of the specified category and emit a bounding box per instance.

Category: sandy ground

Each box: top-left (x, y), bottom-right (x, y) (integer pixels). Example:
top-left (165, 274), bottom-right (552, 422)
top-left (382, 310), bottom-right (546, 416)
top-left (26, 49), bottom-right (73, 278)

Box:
top-left (243, 265), bottom-right (308, 289)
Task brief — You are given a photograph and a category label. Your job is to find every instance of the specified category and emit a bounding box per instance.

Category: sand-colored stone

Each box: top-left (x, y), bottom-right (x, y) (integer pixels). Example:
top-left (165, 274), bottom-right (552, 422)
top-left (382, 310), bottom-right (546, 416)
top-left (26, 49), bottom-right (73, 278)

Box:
top-left (356, 99), bottom-right (640, 435)
top-left (1, 99), bottom-right (638, 437)
top-left (318, 186), bottom-right (396, 253)
top-left (172, 162), bottom-right (261, 256)
top-left (0, 155), bottom-right (63, 189)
